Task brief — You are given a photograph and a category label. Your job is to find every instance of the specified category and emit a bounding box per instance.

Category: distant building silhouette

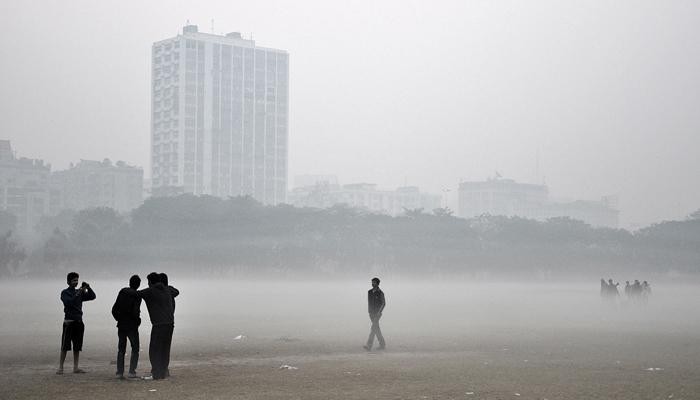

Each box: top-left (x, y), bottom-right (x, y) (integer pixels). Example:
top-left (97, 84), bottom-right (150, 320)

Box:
top-left (458, 177), bottom-right (619, 228)
top-left (0, 140), bottom-right (51, 231)
top-left (150, 25), bottom-right (289, 205)
top-left (289, 181), bottom-right (441, 216)
top-left (51, 159), bottom-right (143, 213)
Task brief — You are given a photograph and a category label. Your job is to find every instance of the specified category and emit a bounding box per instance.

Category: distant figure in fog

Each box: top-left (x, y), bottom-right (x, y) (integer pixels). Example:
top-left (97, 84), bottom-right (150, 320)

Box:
top-left (111, 275), bottom-right (142, 379)
top-left (57, 272), bottom-right (96, 374)
top-left (642, 281), bottom-right (652, 304)
top-left (607, 279), bottom-right (619, 297)
top-left (624, 281), bottom-right (631, 297)
top-left (632, 280), bottom-right (642, 298)
top-left (138, 272), bottom-right (178, 380)
top-left (600, 278), bottom-right (607, 297)
top-left (364, 277), bottom-right (386, 351)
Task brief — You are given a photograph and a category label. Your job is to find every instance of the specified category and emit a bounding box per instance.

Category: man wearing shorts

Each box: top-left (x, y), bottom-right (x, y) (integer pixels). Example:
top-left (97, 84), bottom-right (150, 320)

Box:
top-left (58, 272), bottom-right (96, 374)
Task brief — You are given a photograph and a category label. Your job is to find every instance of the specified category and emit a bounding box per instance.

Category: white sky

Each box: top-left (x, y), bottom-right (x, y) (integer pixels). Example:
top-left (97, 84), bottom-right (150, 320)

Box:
top-left (1, 0), bottom-right (699, 228)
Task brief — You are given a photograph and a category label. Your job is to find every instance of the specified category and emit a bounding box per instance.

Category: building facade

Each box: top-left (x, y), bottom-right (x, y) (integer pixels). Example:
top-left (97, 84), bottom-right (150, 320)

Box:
top-left (458, 178), bottom-right (619, 228)
top-left (0, 140), bottom-right (51, 231)
top-left (51, 159), bottom-right (143, 213)
top-left (151, 25), bottom-right (289, 205)
top-left (289, 182), bottom-right (441, 216)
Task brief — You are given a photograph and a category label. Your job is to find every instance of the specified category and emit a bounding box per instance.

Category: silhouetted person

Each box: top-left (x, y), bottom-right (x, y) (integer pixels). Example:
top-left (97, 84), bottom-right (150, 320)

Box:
top-left (607, 279), bottom-right (619, 297)
top-left (159, 273), bottom-right (179, 378)
top-left (642, 281), bottom-right (651, 304)
top-left (364, 277), bottom-right (386, 351)
top-left (57, 272), bottom-right (96, 374)
top-left (138, 272), bottom-right (178, 379)
top-left (600, 278), bottom-right (608, 298)
top-left (112, 275), bottom-right (142, 379)
top-left (624, 281), bottom-right (631, 297)
top-left (632, 279), bottom-right (642, 297)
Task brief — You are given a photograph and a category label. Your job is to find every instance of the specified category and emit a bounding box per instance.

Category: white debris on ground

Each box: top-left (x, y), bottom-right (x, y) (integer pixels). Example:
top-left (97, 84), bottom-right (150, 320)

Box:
top-left (233, 334), bottom-right (247, 340)
top-left (148, 389), bottom-right (157, 392)
top-left (465, 391), bottom-right (474, 395)
top-left (279, 364), bottom-right (298, 370)
top-left (644, 367), bottom-right (664, 371)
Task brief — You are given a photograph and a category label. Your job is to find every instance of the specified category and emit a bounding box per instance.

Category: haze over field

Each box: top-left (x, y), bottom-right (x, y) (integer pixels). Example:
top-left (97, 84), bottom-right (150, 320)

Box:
top-left (2, 0), bottom-right (700, 227)
top-left (2, 280), bottom-right (700, 399)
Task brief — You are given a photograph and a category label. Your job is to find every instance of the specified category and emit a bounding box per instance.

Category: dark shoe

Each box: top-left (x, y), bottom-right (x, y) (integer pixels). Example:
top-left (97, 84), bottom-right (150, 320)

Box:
top-left (376, 345), bottom-right (386, 351)
top-left (116, 373), bottom-right (125, 380)
top-left (127, 372), bottom-right (139, 379)
top-left (363, 345), bottom-right (371, 351)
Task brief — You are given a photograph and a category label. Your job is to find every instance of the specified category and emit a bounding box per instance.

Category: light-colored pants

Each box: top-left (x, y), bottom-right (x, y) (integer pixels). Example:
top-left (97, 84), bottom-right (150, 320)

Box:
top-left (366, 313), bottom-right (385, 348)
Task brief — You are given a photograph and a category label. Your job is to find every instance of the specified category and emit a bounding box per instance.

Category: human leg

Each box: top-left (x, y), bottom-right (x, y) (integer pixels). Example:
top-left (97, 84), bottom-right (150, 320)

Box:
top-left (116, 328), bottom-right (127, 377)
top-left (128, 328), bottom-right (140, 375)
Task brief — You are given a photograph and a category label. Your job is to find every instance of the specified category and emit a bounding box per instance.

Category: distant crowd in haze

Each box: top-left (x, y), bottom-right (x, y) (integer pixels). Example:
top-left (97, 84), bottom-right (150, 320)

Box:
top-left (600, 278), bottom-right (652, 305)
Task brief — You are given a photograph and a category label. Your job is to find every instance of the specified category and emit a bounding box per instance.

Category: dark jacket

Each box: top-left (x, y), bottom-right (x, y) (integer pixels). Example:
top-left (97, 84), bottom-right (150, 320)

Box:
top-left (368, 288), bottom-right (386, 315)
top-left (61, 286), bottom-right (96, 321)
top-left (138, 283), bottom-right (178, 326)
top-left (111, 287), bottom-right (142, 329)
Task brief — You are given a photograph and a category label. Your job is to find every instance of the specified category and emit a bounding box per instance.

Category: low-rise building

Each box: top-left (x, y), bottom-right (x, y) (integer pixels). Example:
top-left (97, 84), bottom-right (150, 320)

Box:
top-left (0, 140), bottom-right (51, 231)
top-left (289, 182), bottom-right (441, 216)
top-left (51, 159), bottom-right (144, 213)
top-left (458, 177), bottom-right (619, 228)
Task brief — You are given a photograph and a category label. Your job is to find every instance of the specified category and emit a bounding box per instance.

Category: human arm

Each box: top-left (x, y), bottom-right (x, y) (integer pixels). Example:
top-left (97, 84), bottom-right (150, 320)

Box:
top-left (111, 294), bottom-right (121, 322)
top-left (133, 297), bottom-right (142, 325)
top-left (379, 291), bottom-right (386, 314)
top-left (168, 286), bottom-right (179, 298)
top-left (82, 286), bottom-right (96, 302)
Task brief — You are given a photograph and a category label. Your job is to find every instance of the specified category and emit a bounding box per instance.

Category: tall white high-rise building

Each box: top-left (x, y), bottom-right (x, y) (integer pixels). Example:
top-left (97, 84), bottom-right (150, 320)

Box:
top-left (151, 25), bottom-right (289, 204)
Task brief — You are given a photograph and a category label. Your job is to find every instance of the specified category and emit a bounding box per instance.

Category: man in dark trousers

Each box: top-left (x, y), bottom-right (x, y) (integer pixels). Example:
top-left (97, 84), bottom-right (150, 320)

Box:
top-left (58, 272), bottom-right (96, 374)
top-left (363, 277), bottom-right (386, 351)
top-left (138, 272), bottom-right (178, 379)
top-left (111, 275), bottom-right (142, 379)
top-left (159, 273), bottom-right (178, 377)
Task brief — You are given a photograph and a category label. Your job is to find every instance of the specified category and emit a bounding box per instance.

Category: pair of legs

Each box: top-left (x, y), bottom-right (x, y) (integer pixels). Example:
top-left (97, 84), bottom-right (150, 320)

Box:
top-left (116, 326), bottom-right (140, 378)
top-left (365, 313), bottom-right (386, 350)
top-left (58, 321), bottom-right (86, 374)
top-left (149, 324), bottom-right (174, 379)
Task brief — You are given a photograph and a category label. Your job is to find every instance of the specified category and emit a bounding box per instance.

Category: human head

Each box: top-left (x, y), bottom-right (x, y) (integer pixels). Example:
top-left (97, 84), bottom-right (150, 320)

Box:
top-left (67, 272), bottom-right (79, 287)
top-left (608, 279), bottom-right (613, 284)
top-left (129, 275), bottom-right (141, 290)
top-left (159, 273), bottom-right (168, 286)
top-left (371, 277), bottom-right (380, 288)
top-left (147, 272), bottom-right (161, 286)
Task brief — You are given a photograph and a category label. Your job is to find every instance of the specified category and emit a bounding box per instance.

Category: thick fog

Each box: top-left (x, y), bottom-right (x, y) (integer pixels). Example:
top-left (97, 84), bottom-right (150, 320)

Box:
top-left (3, 279), bottom-right (699, 362)
top-left (2, 0), bottom-right (700, 227)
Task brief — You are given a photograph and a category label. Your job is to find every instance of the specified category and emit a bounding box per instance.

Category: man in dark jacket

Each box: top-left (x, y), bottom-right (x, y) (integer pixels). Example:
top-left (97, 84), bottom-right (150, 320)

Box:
top-left (138, 272), bottom-right (179, 380)
top-left (363, 277), bottom-right (386, 351)
top-left (58, 271), bottom-right (96, 374)
top-left (112, 275), bottom-right (142, 379)
top-left (159, 273), bottom-right (177, 377)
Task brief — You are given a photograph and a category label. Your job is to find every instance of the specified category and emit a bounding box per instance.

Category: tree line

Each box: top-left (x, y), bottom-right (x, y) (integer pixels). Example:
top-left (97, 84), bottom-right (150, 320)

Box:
top-left (1, 195), bottom-right (699, 279)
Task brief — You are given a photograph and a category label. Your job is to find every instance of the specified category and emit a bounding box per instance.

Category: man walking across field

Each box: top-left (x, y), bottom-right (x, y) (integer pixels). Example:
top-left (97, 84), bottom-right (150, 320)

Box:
top-left (363, 277), bottom-right (386, 351)
top-left (111, 275), bottom-right (142, 379)
top-left (57, 272), bottom-right (96, 374)
top-left (138, 272), bottom-right (178, 379)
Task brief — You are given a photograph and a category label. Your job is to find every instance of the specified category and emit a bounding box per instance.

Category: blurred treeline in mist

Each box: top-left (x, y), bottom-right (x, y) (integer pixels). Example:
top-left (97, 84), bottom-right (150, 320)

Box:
top-left (1, 196), bottom-right (699, 279)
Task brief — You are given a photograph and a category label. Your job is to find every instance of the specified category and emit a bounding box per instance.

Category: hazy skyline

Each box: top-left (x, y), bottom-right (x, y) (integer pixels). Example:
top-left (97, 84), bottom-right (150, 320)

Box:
top-left (1, 0), bottom-right (699, 228)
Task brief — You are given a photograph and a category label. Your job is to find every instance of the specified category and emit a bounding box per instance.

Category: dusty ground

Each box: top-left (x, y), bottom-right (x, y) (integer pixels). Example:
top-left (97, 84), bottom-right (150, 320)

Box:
top-left (1, 280), bottom-right (699, 399)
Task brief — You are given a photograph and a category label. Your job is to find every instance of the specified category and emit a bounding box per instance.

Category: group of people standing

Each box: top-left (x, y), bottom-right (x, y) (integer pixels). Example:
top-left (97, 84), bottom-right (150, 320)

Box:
top-left (58, 271), bottom-right (179, 380)
top-left (600, 278), bottom-right (652, 304)
top-left (58, 273), bottom-right (387, 379)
